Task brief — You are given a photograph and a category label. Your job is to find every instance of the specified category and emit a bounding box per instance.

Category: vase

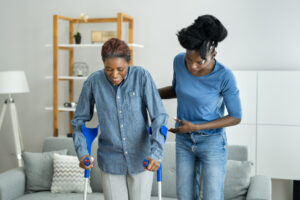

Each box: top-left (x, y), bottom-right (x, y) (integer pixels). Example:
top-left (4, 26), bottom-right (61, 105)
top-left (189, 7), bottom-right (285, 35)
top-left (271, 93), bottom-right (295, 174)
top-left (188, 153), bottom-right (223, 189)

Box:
top-left (74, 34), bottom-right (81, 44)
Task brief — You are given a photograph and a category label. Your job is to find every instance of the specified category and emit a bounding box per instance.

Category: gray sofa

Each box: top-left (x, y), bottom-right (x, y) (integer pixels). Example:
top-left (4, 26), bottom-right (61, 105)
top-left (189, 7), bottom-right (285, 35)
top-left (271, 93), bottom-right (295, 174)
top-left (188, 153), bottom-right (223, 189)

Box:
top-left (0, 137), bottom-right (271, 200)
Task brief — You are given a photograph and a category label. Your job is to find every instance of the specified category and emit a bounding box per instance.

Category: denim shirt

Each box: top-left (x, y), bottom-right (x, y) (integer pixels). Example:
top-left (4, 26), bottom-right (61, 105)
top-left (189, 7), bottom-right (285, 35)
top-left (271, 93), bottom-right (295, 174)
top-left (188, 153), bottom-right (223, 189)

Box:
top-left (72, 66), bottom-right (169, 175)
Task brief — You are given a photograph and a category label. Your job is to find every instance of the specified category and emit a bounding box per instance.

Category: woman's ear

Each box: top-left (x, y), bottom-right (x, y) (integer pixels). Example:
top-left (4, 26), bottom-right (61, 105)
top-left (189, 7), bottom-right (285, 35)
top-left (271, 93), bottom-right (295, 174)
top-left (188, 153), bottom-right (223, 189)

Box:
top-left (212, 50), bottom-right (217, 59)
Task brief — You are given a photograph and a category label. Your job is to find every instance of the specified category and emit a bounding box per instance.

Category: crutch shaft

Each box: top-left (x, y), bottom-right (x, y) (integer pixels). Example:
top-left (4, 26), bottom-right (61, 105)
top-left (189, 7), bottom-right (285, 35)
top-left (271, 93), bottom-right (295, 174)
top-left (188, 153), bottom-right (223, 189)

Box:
top-left (84, 178), bottom-right (88, 200)
top-left (158, 182), bottom-right (162, 200)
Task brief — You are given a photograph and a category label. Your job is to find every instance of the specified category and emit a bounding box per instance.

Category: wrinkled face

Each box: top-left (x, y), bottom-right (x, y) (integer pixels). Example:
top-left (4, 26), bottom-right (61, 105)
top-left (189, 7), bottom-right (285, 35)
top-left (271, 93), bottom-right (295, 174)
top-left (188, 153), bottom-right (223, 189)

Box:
top-left (104, 57), bottom-right (129, 85)
top-left (185, 50), bottom-right (216, 76)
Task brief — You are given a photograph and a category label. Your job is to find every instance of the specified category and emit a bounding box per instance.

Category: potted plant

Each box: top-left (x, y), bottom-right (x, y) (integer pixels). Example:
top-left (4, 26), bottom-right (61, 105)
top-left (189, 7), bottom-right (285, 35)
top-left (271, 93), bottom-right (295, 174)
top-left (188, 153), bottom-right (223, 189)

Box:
top-left (74, 13), bottom-right (89, 44)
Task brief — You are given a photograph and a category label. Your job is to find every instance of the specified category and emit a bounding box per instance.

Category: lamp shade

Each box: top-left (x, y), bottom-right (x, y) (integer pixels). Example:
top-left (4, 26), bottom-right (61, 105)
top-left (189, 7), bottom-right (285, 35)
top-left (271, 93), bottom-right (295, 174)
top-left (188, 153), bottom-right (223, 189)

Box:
top-left (0, 71), bottom-right (30, 94)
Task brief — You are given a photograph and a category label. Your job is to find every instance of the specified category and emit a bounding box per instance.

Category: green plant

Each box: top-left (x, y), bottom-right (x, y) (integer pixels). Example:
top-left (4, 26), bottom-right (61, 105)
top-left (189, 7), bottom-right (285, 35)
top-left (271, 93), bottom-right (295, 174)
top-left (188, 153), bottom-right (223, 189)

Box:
top-left (74, 13), bottom-right (88, 37)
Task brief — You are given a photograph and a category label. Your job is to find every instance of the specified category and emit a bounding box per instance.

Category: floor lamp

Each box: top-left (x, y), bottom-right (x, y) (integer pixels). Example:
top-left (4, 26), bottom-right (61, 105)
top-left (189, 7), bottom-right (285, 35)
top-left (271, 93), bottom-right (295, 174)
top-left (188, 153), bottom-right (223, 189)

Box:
top-left (0, 71), bottom-right (30, 167)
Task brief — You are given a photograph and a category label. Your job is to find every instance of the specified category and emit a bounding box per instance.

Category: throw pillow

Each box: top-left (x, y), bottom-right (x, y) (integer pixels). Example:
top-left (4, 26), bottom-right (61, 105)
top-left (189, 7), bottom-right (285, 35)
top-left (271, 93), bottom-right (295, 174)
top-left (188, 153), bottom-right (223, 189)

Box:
top-left (22, 149), bottom-right (68, 192)
top-left (51, 153), bottom-right (92, 193)
top-left (224, 160), bottom-right (253, 200)
top-left (199, 160), bottom-right (253, 200)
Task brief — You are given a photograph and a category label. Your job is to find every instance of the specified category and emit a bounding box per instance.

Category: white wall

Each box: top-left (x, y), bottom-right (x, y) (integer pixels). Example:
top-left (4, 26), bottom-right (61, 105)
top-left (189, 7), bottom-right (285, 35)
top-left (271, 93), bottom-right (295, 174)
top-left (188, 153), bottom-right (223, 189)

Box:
top-left (1, 0), bottom-right (300, 198)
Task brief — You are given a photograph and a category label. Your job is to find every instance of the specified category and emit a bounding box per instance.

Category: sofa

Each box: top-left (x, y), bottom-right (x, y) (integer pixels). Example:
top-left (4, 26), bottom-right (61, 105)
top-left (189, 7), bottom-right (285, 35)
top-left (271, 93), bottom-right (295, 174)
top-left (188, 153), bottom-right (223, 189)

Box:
top-left (0, 137), bottom-right (271, 200)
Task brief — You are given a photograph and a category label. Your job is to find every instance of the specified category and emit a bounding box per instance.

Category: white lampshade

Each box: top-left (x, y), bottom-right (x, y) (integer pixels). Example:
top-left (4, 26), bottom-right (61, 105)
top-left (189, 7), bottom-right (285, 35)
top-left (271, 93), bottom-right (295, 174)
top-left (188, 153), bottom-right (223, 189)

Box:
top-left (0, 71), bottom-right (30, 94)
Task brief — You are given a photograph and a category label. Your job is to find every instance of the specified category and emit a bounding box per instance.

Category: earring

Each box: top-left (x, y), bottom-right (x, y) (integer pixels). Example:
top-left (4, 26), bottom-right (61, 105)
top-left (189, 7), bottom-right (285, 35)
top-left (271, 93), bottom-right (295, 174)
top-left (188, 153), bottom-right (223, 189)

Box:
top-left (202, 60), bottom-right (206, 64)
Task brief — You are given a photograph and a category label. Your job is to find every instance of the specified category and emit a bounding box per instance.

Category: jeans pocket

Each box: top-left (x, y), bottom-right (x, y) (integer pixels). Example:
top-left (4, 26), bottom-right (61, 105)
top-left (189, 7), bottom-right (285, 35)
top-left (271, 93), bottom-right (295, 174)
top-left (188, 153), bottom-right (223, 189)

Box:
top-left (204, 134), bottom-right (226, 150)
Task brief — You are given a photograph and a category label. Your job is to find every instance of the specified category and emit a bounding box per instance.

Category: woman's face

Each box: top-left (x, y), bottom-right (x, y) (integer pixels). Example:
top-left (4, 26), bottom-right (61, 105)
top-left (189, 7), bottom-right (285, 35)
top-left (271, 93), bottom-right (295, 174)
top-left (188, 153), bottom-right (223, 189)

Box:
top-left (104, 57), bottom-right (129, 85)
top-left (185, 50), bottom-right (216, 76)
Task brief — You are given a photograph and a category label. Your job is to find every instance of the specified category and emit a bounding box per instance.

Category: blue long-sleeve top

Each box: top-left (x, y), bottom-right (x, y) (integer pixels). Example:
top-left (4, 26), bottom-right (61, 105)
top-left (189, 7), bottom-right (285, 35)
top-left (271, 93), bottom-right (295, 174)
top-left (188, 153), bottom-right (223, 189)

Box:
top-left (72, 66), bottom-right (169, 175)
top-left (172, 53), bottom-right (242, 135)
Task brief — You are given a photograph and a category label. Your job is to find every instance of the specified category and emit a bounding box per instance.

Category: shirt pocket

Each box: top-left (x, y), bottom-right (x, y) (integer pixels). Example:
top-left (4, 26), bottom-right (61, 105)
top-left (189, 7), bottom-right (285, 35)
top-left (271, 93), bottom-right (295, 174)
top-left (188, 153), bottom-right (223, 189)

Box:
top-left (126, 90), bottom-right (141, 112)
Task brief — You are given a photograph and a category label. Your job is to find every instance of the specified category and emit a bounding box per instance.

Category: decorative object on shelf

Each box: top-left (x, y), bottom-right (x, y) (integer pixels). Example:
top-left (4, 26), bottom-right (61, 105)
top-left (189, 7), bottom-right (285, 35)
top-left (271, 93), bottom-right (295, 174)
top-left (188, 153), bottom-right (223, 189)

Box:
top-left (64, 102), bottom-right (77, 108)
top-left (73, 13), bottom-right (89, 44)
top-left (74, 33), bottom-right (81, 44)
top-left (91, 31), bottom-right (117, 43)
top-left (73, 61), bottom-right (88, 77)
top-left (0, 71), bottom-right (30, 167)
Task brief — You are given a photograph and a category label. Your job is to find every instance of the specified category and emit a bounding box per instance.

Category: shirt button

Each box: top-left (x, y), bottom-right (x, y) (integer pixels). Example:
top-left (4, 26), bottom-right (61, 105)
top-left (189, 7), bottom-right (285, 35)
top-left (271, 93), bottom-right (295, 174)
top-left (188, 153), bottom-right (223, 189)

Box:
top-left (117, 96), bottom-right (120, 99)
top-left (132, 92), bottom-right (135, 96)
top-left (119, 110), bottom-right (122, 114)
top-left (125, 151), bottom-right (128, 154)
top-left (123, 138), bottom-right (126, 141)
top-left (121, 124), bottom-right (124, 128)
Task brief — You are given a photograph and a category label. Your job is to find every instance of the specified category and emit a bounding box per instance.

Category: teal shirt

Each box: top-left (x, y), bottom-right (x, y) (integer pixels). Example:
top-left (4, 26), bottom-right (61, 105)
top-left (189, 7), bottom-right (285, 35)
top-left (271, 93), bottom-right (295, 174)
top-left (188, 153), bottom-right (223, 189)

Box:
top-left (172, 53), bottom-right (242, 135)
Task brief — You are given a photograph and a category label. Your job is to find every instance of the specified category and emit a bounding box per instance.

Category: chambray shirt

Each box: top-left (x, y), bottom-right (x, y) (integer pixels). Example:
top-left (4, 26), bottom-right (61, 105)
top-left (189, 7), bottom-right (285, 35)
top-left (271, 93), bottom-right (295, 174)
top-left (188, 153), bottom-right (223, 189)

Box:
top-left (72, 66), bottom-right (169, 175)
top-left (173, 53), bottom-right (242, 135)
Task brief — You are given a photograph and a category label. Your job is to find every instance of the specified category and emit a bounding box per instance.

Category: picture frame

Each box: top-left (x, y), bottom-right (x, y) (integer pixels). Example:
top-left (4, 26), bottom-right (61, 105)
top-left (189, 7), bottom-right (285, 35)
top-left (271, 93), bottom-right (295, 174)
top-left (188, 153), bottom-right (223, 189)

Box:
top-left (91, 31), bottom-right (117, 43)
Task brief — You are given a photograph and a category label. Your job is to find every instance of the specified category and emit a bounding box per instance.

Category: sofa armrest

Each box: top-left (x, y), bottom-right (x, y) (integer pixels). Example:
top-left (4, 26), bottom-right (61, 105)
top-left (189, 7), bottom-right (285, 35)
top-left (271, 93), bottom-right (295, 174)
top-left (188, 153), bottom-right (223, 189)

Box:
top-left (246, 175), bottom-right (271, 200)
top-left (0, 167), bottom-right (26, 200)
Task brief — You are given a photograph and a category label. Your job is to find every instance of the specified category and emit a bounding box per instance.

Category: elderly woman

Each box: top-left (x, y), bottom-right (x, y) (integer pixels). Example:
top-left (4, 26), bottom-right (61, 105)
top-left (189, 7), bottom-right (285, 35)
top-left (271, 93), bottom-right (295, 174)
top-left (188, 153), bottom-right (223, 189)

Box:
top-left (72, 38), bottom-right (168, 200)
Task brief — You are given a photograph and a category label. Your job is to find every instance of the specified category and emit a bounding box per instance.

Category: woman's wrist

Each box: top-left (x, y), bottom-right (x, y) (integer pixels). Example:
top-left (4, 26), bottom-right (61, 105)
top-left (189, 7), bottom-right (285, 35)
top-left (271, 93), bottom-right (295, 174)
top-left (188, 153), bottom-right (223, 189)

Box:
top-left (191, 123), bottom-right (202, 132)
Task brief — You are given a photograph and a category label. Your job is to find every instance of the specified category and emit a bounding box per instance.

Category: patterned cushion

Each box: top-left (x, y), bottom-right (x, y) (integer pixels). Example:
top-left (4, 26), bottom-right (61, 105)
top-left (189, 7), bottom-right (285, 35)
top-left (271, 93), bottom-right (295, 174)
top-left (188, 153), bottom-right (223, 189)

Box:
top-left (51, 153), bottom-right (92, 193)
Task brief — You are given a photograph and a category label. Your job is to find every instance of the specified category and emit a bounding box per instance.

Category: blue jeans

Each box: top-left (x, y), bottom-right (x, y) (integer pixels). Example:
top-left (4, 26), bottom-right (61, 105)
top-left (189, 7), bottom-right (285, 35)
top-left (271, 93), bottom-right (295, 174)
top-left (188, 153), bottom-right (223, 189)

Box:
top-left (176, 132), bottom-right (228, 200)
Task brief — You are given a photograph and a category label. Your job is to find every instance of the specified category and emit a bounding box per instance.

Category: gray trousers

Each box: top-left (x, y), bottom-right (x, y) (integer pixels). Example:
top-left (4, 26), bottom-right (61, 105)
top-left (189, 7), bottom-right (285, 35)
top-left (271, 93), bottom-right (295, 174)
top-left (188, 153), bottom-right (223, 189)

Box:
top-left (99, 168), bottom-right (153, 200)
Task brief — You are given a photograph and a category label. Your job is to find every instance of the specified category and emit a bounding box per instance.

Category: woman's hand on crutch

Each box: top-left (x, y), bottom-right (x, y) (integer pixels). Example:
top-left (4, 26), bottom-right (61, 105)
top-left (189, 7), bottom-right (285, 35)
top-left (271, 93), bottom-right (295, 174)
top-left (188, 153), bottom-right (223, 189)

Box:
top-left (79, 155), bottom-right (94, 170)
top-left (144, 158), bottom-right (160, 172)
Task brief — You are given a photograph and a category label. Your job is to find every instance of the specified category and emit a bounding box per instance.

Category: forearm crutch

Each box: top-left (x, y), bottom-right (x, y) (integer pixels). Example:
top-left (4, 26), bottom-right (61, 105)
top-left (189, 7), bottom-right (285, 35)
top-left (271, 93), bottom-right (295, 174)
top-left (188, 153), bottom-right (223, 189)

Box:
top-left (143, 126), bottom-right (168, 200)
top-left (81, 124), bottom-right (99, 200)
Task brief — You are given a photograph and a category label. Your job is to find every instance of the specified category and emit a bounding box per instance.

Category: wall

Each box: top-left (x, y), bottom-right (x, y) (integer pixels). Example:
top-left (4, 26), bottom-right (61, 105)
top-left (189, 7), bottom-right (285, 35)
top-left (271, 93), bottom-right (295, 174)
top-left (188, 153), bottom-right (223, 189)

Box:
top-left (1, 0), bottom-right (300, 199)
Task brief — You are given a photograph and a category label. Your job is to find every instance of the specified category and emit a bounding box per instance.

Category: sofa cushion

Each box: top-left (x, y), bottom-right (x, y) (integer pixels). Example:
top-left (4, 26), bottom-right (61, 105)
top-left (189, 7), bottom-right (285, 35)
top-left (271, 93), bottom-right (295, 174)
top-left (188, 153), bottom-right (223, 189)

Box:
top-left (22, 149), bottom-right (67, 192)
top-left (224, 160), bottom-right (253, 200)
top-left (14, 191), bottom-right (177, 200)
top-left (227, 145), bottom-right (248, 161)
top-left (15, 191), bottom-right (104, 200)
top-left (51, 153), bottom-right (92, 193)
top-left (199, 160), bottom-right (253, 200)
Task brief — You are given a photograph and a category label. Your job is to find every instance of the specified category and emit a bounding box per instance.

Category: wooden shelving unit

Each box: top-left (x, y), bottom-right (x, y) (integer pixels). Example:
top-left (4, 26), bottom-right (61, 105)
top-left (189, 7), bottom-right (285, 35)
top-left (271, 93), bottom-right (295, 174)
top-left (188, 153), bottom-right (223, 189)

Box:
top-left (49, 12), bottom-right (142, 137)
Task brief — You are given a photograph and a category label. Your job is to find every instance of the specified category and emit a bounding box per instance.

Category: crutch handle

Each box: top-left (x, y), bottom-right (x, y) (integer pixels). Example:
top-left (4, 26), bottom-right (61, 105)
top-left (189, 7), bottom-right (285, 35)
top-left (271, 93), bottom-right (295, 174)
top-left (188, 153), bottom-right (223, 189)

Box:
top-left (83, 156), bottom-right (91, 178)
top-left (143, 159), bottom-right (162, 182)
top-left (143, 159), bottom-right (149, 167)
top-left (84, 157), bottom-right (91, 166)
